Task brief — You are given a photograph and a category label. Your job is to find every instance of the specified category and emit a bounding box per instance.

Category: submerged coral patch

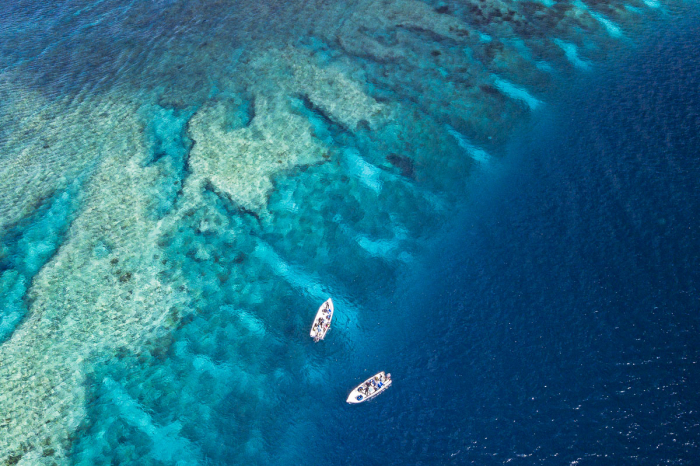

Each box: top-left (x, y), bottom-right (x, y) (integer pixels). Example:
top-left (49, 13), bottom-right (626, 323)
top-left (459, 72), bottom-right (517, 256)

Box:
top-left (187, 94), bottom-right (328, 213)
top-left (386, 153), bottom-right (416, 179)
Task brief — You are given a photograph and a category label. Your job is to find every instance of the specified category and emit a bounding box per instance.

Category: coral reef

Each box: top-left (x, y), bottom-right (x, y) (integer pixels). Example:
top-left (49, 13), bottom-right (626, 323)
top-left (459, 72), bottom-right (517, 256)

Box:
top-left (0, 0), bottom-right (666, 463)
top-left (0, 95), bottom-right (197, 463)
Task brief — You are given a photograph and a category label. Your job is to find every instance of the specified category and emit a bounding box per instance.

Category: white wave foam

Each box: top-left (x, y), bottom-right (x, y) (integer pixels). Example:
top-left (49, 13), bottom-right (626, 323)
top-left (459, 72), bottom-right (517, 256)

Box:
top-left (343, 148), bottom-right (383, 193)
top-left (492, 77), bottom-right (543, 110)
top-left (590, 11), bottom-right (623, 38)
top-left (554, 39), bottom-right (592, 70)
top-left (574, 1), bottom-right (623, 38)
top-left (446, 126), bottom-right (491, 164)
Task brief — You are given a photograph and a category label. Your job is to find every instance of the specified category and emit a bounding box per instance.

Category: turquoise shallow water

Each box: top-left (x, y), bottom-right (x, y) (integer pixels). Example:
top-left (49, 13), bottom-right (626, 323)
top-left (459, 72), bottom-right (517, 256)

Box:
top-left (1, 1), bottom-right (699, 465)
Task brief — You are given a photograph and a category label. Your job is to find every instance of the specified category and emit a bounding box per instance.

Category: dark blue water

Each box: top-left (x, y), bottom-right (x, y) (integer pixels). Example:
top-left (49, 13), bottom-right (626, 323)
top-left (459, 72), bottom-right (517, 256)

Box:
top-left (316, 16), bottom-right (700, 466)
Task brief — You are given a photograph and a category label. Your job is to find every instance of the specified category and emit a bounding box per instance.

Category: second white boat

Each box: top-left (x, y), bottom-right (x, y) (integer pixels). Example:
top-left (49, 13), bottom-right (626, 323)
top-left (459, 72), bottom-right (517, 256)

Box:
top-left (346, 371), bottom-right (392, 404)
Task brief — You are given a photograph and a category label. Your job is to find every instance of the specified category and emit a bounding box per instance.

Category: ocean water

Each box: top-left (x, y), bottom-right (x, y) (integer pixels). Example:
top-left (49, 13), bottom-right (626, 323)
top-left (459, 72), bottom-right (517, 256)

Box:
top-left (1, 0), bottom-right (699, 465)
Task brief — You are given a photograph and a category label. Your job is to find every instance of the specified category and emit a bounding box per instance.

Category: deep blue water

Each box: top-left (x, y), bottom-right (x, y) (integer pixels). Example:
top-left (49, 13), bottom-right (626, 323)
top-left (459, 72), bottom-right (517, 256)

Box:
top-left (322, 17), bottom-right (700, 464)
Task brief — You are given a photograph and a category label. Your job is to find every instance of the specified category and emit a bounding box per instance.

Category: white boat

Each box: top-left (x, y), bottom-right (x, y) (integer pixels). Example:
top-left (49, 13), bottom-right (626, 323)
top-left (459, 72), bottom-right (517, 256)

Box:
top-left (309, 298), bottom-right (334, 342)
top-left (346, 371), bottom-right (392, 404)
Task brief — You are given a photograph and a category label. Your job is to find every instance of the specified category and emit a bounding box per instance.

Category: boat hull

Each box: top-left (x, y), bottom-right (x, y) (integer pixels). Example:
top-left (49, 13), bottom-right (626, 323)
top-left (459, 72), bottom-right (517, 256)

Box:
top-left (346, 371), bottom-right (392, 404)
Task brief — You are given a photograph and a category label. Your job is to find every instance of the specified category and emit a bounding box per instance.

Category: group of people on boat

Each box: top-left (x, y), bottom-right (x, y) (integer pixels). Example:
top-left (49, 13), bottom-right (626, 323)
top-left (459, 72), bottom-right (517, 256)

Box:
top-left (312, 302), bottom-right (332, 342)
top-left (357, 373), bottom-right (391, 398)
